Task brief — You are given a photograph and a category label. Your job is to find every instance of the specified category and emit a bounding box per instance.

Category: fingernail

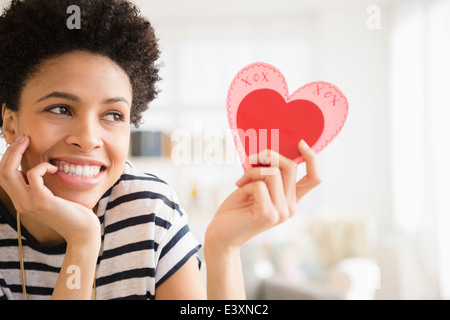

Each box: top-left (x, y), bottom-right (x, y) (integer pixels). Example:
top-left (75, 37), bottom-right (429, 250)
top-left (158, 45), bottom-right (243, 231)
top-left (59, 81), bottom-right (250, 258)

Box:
top-left (248, 154), bottom-right (258, 164)
top-left (300, 139), bottom-right (310, 149)
top-left (19, 135), bottom-right (27, 144)
top-left (14, 134), bottom-right (24, 143)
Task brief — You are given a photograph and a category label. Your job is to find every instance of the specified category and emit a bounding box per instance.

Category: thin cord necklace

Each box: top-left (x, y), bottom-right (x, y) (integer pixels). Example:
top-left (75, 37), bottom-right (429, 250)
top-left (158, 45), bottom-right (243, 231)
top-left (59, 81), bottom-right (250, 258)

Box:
top-left (16, 211), bottom-right (27, 300)
top-left (16, 211), bottom-right (97, 300)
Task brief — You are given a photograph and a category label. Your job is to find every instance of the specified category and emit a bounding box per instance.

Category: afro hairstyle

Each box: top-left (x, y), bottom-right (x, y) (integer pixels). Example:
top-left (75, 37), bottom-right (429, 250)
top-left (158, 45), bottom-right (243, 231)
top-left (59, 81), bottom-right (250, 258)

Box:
top-left (0, 0), bottom-right (161, 127)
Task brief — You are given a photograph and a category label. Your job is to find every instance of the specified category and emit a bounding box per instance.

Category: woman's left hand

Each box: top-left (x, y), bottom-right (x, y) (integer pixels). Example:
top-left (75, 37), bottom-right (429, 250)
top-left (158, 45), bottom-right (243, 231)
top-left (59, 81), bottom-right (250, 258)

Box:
top-left (205, 139), bottom-right (321, 250)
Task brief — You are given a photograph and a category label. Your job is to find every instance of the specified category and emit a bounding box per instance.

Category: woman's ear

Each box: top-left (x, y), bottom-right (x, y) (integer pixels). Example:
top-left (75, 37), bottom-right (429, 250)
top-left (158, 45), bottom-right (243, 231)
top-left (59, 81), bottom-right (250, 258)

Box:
top-left (2, 103), bottom-right (18, 144)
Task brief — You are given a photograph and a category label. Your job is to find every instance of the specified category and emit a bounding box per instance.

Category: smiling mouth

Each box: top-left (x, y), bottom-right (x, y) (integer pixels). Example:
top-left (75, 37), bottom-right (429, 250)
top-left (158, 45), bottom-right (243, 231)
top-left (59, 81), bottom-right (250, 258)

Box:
top-left (51, 160), bottom-right (106, 178)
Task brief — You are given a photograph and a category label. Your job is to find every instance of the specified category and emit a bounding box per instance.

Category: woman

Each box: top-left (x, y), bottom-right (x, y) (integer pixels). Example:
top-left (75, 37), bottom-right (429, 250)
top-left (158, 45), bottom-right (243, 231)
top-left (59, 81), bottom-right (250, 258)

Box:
top-left (0, 0), bottom-right (320, 300)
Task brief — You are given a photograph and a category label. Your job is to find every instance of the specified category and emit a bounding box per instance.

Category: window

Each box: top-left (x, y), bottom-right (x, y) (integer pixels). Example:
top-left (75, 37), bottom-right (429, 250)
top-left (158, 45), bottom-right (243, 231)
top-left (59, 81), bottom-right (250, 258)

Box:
top-left (389, 0), bottom-right (450, 298)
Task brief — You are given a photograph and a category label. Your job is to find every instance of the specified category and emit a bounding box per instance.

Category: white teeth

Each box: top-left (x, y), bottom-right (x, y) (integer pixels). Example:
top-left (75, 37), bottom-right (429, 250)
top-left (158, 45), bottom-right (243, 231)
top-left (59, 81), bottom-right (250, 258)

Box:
top-left (56, 161), bottom-right (102, 178)
top-left (81, 166), bottom-right (89, 177)
top-left (75, 166), bottom-right (83, 176)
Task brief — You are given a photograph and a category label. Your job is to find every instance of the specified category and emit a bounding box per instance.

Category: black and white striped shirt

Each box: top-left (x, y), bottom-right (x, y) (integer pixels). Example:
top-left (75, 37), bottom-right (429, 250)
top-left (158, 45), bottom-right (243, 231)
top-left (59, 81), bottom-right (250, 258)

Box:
top-left (0, 161), bottom-right (201, 300)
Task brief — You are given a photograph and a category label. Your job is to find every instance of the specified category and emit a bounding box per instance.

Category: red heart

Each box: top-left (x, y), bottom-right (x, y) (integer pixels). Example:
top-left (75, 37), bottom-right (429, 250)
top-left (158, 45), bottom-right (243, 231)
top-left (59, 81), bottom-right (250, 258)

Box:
top-left (237, 88), bottom-right (324, 162)
top-left (227, 62), bottom-right (348, 170)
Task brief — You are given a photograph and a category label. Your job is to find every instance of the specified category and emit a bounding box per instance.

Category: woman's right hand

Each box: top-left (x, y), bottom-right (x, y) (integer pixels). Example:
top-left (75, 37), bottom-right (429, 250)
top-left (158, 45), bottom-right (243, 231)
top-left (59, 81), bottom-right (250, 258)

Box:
top-left (0, 135), bottom-right (100, 247)
top-left (0, 134), bottom-right (101, 299)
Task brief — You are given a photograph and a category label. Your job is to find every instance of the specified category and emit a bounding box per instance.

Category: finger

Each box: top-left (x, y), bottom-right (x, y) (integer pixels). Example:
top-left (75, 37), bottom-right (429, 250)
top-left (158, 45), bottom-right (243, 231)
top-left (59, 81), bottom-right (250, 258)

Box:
top-left (298, 140), bottom-right (320, 180)
top-left (296, 140), bottom-right (321, 200)
top-left (241, 181), bottom-right (278, 228)
top-left (247, 150), bottom-right (297, 191)
top-left (0, 135), bottom-right (30, 191)
top-left (26, 162), bottom-right (58, 194)
top-left (244, 149), bottom-right (298, 214)
top-left (0, 135), bottom-right (29, 172)
top-left (236, 166), bottom-right (289, 221)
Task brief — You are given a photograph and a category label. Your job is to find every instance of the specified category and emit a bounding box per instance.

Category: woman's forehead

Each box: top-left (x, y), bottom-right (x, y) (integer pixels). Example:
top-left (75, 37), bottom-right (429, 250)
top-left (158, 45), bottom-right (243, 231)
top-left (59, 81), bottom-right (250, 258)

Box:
top-left (22, 51), bottom-right (133, 104)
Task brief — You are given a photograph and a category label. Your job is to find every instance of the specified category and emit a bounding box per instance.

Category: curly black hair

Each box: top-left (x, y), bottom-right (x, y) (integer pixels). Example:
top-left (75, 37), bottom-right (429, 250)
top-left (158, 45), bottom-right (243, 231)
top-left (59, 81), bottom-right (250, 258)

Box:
top-left (0, 0), bottom-right (160, 127)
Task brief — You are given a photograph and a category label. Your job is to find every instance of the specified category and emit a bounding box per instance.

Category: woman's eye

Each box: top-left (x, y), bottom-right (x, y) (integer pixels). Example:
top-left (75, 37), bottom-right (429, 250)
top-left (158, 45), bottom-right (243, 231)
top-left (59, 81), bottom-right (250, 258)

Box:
top-left (103, 112), bottom-right (125, 122)
top-left (47, 105), bottom-right (70, 115)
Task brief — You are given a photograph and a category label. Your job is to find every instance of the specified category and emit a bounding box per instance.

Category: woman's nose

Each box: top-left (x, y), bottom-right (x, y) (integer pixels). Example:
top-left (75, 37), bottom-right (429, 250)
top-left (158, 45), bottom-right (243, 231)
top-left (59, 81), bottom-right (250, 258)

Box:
top-left (65, 117), bottom-right (103, 152)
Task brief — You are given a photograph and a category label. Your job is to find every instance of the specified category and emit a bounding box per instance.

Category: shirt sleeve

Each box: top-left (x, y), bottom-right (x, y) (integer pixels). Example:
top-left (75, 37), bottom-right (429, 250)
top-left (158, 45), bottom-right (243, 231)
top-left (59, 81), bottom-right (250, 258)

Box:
top-left (153, 186), bottom-right (201, 289)
top-left (0, 275), bottom-right (10, 300)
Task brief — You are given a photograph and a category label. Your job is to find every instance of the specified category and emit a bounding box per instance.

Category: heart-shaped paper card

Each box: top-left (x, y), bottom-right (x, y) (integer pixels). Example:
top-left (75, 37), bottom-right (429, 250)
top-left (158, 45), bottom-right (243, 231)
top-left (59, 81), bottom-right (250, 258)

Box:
top-left (226, 62), bottom-right (348, 170)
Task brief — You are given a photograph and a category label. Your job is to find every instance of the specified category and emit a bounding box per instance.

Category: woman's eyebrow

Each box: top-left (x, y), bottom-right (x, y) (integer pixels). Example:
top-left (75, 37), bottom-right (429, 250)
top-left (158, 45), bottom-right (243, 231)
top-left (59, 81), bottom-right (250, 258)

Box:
top-left (36, 91), bottom-right (130, 106)
top-left (102, 97), bottom-right (130, 106)
top-left (36, 91), bottom-right (79, 103)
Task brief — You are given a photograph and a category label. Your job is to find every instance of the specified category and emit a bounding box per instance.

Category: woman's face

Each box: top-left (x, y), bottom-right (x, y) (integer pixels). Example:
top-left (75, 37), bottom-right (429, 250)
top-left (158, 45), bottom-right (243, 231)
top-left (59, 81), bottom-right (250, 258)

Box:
top-left (5, 50), bottom-right (132, 209)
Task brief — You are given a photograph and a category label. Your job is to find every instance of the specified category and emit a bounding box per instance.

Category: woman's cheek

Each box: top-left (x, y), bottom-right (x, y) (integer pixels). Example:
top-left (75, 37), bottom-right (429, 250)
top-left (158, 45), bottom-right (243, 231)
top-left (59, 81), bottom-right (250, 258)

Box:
top-left (108, 129), bottom-right (130, 160)
top-left (20, 130), bottom-right (58, 172)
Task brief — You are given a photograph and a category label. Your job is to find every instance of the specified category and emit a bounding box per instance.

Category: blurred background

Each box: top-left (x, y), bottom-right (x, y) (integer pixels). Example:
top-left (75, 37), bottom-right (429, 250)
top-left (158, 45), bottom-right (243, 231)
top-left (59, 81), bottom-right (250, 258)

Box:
top-left (2, 0), bottom-right (450, 299)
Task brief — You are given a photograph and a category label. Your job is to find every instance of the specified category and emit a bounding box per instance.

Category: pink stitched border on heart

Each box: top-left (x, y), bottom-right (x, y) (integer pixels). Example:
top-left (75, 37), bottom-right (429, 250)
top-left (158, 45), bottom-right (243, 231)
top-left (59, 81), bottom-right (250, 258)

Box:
top-left (227, 62), bottom-right (349, 170)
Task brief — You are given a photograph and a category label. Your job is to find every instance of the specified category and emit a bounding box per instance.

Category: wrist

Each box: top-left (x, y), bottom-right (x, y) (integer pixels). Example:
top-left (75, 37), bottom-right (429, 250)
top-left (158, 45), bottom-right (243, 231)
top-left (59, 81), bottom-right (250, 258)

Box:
top-left (65, 212), bottom-right (101, 249)
top-left (66, 238), bottom-right (101, 263)
top-left (66, 224), bottom-right (101, 253)
top-left (204, 220), bottom-right (245, 254)
top-left (203, 231), bottom-right (241, 262)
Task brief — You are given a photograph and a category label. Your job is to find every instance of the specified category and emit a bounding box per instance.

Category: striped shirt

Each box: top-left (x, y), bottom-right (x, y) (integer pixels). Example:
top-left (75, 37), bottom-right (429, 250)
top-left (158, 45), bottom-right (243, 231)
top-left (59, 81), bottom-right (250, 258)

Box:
top-left (0, 161), bottom-right (201, 300)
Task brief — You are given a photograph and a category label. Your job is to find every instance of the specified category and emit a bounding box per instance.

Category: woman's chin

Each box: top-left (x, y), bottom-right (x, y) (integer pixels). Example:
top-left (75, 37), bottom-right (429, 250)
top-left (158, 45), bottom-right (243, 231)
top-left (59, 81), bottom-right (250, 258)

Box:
top-left (44, 174), bottom-right (107, 210)
top-left (50, 188), bottom-right (103, 211)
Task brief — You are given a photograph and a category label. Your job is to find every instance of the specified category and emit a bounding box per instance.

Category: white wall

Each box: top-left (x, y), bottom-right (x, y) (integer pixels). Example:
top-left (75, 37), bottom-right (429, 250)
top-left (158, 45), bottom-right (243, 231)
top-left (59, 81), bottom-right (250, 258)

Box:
top-left (310, 3), bottom-right (392, 228)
